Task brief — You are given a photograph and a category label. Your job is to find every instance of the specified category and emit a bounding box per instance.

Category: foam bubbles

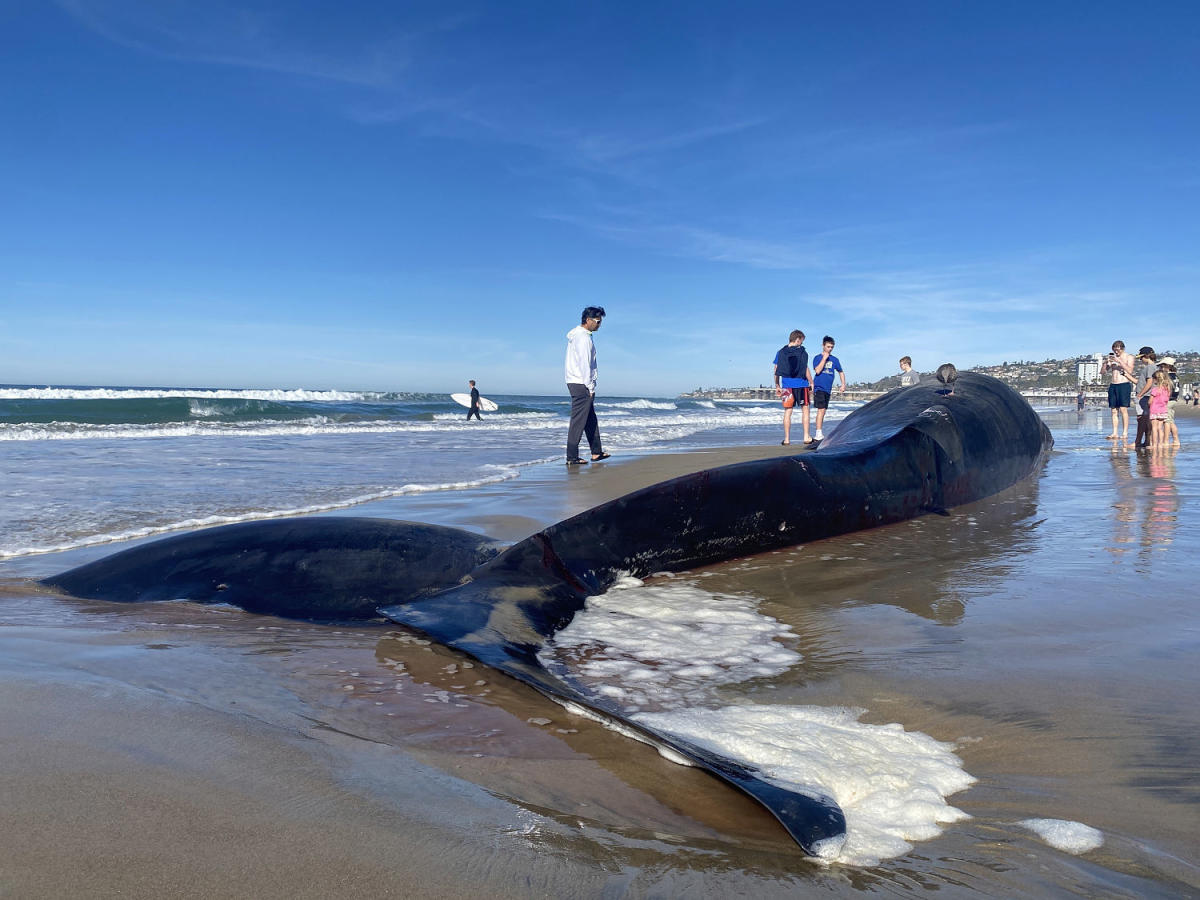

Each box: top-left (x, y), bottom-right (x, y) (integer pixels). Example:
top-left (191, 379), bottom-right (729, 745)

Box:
top-left (543, 577), bottom-right (976, 866)
top-left (1018, 818), bottom-right (1104, 854)
top-left (640, 705), bottom-right (974, 866)
top-left (545, 576), bottom-right (799, 712)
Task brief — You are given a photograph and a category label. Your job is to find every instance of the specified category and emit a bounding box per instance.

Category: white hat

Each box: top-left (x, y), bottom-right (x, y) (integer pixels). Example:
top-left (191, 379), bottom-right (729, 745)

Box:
top-left (1159, 357), bottom-right (1176, 366)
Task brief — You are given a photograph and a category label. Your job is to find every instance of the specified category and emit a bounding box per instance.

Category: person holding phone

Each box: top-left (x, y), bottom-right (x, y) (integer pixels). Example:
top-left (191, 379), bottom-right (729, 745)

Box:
top-left (1103, 340), bottom-right (1136, 443)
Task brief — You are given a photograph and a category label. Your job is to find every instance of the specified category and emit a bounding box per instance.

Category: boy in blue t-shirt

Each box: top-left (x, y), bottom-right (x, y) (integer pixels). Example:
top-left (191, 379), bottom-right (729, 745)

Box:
top-left (811, 335), bottom-right (846, 441)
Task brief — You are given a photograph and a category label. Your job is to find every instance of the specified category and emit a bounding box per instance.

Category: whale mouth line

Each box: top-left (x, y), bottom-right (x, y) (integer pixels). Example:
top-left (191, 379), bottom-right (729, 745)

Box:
top-left (40, 372), bottom-right (1053, 859)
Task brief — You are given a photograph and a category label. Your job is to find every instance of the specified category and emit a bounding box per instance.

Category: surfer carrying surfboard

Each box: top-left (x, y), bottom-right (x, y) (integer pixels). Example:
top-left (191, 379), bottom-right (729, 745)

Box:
top-left (565, 306), bottom-right (609, 465)
top-left (466, 380), bottom-right (482, 420)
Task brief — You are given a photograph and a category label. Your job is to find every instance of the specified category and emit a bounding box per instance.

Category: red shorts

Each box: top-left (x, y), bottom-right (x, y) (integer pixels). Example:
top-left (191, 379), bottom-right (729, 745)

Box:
top-left (781, 387), bottom-right (811, 408)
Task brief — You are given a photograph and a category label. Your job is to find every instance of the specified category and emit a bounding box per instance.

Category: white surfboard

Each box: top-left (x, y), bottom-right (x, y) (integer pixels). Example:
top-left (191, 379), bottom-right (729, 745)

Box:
top-left (451, 392), bottom-right (498, 412)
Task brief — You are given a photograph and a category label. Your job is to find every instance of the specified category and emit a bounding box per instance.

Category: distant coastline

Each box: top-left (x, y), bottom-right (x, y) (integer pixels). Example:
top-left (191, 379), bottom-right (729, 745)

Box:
top-left (683, 350), bottom-right (1198, 401)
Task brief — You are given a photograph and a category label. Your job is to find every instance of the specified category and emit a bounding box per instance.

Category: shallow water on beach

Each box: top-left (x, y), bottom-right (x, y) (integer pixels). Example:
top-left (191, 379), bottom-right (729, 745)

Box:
top-left (2, 407), bottom-right (1198, 896)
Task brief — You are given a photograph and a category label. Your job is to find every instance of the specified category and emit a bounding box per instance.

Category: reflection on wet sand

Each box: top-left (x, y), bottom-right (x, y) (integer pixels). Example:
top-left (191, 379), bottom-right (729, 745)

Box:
top-left (673, 476), bottom-right (1043, 638)
top-left (1108, 446), bottom-right (1179, 569)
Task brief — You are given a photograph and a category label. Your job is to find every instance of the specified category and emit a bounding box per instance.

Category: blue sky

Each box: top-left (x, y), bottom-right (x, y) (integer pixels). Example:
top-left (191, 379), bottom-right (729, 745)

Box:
top-left (2, 2), bottom-right (1197, 395)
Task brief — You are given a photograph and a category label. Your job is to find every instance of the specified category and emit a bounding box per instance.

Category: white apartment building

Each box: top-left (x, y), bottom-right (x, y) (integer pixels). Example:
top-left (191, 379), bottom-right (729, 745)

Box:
top-left (1076, 354), bottom-right (1103, 384)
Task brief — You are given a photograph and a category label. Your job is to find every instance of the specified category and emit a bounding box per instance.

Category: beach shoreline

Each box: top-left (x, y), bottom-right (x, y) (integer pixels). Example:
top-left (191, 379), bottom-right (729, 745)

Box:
top-left (1, 441), bottom-right (822, 898)
top-left (3, 423), bottom-right (1198, 896)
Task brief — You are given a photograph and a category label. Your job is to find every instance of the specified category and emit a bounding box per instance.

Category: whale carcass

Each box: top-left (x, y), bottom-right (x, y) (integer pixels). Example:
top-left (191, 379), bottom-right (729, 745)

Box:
top-left (42, 373), bottom-right (1053, 856)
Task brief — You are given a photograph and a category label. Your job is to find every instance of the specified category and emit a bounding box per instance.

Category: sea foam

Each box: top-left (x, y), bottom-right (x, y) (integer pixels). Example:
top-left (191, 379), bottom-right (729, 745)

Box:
top-left (542, 576), bottom-right (975, 866)
top-left (1018, 818), bottom-right (1104, 854)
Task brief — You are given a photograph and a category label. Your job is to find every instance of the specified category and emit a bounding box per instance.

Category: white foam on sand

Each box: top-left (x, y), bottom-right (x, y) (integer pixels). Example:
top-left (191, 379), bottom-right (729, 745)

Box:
top-left (543, 576), bottom-right (975, 866)
top-left (1018, 818), bottom-right (1104, 854)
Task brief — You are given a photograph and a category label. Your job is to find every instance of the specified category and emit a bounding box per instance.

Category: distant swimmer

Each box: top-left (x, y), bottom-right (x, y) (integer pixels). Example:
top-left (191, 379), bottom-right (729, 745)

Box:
top-left (899, 356), bottom-right (920, 387)
top-left (466, 380), bottom-right (481, 420)
top-left (811, 335), bottom-right (846, 441)
top-left (773, 329), bottom-right (813, 445)
top-left (935, 363), bottom-right (958, 395)
top-left (564, 306), bottom-right (609, 465)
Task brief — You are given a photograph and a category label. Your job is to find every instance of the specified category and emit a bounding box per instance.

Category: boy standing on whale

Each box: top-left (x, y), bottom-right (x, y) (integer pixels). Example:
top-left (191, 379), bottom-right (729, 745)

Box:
top-left (811, 335), bottom-right (846, 441)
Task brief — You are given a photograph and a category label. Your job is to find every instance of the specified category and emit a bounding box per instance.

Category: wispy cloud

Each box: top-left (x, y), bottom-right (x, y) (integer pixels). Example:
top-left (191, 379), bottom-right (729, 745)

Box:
top-left (54, 0), bottom-right (434, 88)
top-left (571, 118), bottom-right (768, 165)
top-left (543, 210), bottom-right (834, 270)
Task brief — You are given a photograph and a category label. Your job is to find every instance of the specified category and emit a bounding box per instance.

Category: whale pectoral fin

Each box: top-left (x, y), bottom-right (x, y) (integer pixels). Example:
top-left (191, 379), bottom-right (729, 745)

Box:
top-left (649, 730), bottom-right (846, 857)
top-left (380, 579), bottom-right (848, 858)
top-left (43, 518), bottom-right (501, 621)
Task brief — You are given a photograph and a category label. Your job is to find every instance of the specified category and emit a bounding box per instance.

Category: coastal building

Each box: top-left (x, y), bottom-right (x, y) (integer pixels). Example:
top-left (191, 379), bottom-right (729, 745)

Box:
top-left (1076, 355), bottom-right (1103, 384)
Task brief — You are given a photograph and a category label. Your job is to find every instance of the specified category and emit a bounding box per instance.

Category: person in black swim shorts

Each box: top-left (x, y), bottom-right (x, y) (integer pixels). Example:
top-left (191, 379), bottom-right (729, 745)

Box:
top-left (1103, 340), bottom-right (1135, 443)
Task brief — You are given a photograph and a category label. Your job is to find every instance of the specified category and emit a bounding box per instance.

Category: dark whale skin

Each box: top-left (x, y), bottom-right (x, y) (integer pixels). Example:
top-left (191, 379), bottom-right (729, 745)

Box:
top-left (381, 372), bottom-right (1053, 855)
top-left (43, 373), bottom-right (1051, 856)
top-left (42, 517), bottom-right (500, 620)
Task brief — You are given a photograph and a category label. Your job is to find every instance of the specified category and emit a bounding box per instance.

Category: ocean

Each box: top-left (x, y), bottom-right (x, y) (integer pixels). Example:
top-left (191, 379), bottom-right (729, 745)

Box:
top-left (0, 384), bottom-right (836, 561)
top-left (1, 384), bottom-right (1197, 896)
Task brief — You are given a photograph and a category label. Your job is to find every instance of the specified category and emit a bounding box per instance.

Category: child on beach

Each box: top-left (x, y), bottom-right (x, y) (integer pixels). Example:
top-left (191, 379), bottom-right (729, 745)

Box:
top-left (812, 336), bottom-right (846, 441)
top-left (1146, 370), bottom-right (1171, 449)
top-left (898, 356), bottom-right (920, 387)
top-left (1160, 359), bottom-right (1182, 448)
top-left (773, 330), bottom-right (813, 445)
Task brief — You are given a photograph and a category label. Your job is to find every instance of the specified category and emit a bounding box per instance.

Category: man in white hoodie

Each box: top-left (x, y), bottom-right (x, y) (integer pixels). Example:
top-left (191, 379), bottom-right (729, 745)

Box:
top-left (564, 306), bottom-right (609, 465)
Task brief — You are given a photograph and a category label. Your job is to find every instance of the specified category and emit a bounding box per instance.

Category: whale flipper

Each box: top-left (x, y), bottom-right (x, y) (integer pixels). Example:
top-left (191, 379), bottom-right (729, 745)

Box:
top-left (42, 517), bottom-right (501, 620)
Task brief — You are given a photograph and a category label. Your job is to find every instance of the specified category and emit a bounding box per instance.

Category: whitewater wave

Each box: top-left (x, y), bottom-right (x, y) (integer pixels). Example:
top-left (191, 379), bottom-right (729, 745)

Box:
top-left (1, 459), bottom-right (557, 560)
top-left (1, 407), bottom-right (812, 442)
top-left (599, 399), bottom-right (678, 410)
top-left (0, 386), bottom-right (389, 402)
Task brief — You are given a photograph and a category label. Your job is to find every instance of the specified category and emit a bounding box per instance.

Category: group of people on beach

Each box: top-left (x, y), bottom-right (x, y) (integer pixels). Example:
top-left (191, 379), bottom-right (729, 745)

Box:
top-left (556, 314), bottom-right (906, 458)
top-left (770, 333), bottom-right (927, 445)
top-left (771, 331), bottom-right (849, 445)
top-left (478, 314), bottom-right (1187, 463)
top-left (1102, 340), bottom-right (1181, 450)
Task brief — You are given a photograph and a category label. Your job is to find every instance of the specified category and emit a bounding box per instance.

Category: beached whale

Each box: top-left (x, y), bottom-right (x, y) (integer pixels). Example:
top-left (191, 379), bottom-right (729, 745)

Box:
top-left (42, 372), bottom-right (1052, 857)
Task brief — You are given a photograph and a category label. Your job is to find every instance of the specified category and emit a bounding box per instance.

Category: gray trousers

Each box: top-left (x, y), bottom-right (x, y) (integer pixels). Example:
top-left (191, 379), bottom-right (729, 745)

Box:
top-left (567, 383), bottom-right (602, 459)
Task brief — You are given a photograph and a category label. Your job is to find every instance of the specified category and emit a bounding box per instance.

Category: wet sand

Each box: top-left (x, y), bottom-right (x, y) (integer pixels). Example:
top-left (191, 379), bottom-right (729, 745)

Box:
top-left (3, 430), bottom-right (1198, 897)
top-left (0, 443), bottom-right (814, 899)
